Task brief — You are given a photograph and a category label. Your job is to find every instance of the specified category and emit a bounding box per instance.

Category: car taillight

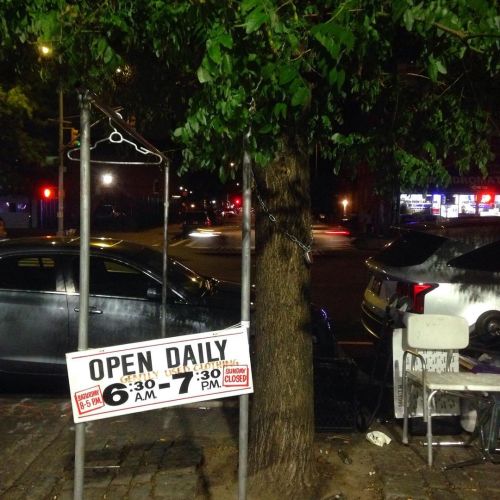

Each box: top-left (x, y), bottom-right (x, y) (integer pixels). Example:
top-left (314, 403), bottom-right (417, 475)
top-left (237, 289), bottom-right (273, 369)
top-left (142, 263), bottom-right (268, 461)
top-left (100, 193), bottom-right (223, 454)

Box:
top-left (325, 229), bottom-right (350, 236)
top-left (396, 282), bottom-right (438, 314)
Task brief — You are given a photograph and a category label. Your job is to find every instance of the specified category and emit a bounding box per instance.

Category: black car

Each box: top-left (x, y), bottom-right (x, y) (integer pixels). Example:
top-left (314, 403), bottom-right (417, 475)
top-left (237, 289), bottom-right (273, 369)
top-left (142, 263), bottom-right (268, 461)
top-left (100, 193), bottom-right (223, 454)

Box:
top-left (0, 237), bottom-right (334, 378)
top-left (181, 210), bottom-right (212, 236)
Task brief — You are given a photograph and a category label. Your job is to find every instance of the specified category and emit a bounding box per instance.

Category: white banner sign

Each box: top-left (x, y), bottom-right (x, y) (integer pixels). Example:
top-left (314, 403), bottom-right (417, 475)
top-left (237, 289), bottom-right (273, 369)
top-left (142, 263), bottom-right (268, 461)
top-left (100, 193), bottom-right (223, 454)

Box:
top-left (66, 326), bottom-right (253, 423)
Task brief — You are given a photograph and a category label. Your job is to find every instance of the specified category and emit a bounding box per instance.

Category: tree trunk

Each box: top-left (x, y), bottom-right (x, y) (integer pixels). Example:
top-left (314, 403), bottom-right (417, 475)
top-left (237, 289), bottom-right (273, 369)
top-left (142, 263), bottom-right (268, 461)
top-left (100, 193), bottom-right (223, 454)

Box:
top-left (249, 138), bottom-right (316, 499)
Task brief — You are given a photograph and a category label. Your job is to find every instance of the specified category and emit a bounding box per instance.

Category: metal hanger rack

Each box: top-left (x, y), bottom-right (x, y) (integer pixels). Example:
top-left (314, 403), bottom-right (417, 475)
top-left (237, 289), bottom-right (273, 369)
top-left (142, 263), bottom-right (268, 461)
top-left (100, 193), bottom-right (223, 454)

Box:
top-left (67, 114), bottom-right (163, 166)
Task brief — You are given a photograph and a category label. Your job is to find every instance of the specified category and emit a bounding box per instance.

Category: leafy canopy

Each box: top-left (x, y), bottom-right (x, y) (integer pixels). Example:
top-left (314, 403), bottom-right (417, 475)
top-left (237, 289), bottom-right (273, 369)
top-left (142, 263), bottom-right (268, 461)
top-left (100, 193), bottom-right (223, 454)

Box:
top-left (0, 0), bottom-right (498, 189)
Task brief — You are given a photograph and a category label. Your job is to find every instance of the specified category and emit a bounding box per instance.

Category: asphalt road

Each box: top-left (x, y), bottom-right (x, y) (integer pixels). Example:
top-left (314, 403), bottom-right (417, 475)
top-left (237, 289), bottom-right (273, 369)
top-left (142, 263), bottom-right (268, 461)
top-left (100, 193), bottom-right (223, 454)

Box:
top-left (170, 238), bottom-right (373, 338)
top-left (101, 223), bottom-right (379, 356)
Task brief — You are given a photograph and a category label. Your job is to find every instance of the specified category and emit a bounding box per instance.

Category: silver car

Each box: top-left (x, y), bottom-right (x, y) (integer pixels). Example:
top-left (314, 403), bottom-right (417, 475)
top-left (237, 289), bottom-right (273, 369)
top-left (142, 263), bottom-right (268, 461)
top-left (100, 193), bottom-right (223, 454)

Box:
top-left (361, 217), bottom-right (500, 346)
top-left (0, 237), bottom-right (334, 378)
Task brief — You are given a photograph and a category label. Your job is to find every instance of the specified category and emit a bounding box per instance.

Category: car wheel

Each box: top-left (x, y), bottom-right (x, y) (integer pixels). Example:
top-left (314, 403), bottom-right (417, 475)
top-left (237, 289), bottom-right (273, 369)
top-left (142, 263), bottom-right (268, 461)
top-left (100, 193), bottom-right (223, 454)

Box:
top-left (473, 310), bottom-right (500, 344)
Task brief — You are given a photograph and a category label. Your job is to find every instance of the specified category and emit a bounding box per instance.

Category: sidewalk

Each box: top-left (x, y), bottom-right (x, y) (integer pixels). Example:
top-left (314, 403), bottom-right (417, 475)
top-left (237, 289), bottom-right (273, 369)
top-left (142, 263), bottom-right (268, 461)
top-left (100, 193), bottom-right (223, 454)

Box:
top-left (1, 390), bottom-right (498, 500)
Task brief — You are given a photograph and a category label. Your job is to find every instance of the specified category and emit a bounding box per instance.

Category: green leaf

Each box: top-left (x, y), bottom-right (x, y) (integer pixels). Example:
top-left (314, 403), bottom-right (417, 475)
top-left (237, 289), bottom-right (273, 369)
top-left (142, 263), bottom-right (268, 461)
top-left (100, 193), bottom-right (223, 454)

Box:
top-left (197, 65), bottom-right (213, 83)
top-left (258, 123), bottom-right (273, 133)
top-left (103, 46), bottom-right (114, 64)
top-left (173, 127), bottom-right (183, 138)
top-left (273, 102), bottom-right (287, 119)
top-left (278, 65), bottom-right (298, 85)
top-left (245, 9), bottom-right (268, 34)
top-left (436, 60), bottom-right (447, 74)
top-left (328, 68), bottom-right (338, 85)
top-left (403, 9), bottom-right (414, 31)
top-left (221, 54), bottom-right (232, 74)
top-left (218, 33), bottom-right (233, 49)
top-left (241, 0), bottom-right (260, 14)
top-left (424, 141), bottom-right (437, 160)
top-left (291, 86), bottom-right (310, 107)
top-left (321, 115), bottom-right (331, 128)
top-left (96, 37), bottom-right (107, 57)
top-left (428, 56), bottom-right (438, 82)
top-left (313, 32), bottom-right (340, 59)
top-left (207, 40), bottom-right (222, 64)
top-left (311, 22), bottom-right (354, 55)
top-left (187, 116), bottom-right (199, 133)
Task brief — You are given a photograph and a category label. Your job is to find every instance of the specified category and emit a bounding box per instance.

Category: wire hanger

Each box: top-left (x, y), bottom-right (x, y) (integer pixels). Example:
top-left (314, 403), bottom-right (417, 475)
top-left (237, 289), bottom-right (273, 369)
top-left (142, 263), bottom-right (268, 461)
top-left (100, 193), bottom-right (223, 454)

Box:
top-left (67, 115), bottom-right (163, 166)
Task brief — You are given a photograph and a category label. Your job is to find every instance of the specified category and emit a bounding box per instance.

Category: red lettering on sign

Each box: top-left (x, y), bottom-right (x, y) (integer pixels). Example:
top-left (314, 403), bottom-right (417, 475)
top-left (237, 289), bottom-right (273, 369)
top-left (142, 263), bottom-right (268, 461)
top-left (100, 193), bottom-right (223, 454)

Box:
top-left (74, 385), bottom-right (105, 415)
top-left (222, 365), bottom-right (249, 387)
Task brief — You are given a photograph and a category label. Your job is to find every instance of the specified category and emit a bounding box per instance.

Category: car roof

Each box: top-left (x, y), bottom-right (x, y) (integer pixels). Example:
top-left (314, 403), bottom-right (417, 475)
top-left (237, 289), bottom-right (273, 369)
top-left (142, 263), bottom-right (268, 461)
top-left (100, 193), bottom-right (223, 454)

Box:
top-left (396, 216), bottom-right (500, 243)
top-left (0, 236), bottom-right (151, 259)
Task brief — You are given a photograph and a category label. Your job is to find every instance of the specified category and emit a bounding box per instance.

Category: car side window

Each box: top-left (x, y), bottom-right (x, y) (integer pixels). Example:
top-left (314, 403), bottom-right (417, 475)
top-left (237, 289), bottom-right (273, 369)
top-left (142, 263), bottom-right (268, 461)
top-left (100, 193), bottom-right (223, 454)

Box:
top-left (448, 241), bottom-right (500, 272)
top-left (72, 257), bottom-right (159, 299)
top-left (0, 255), bottom-right (57, 291)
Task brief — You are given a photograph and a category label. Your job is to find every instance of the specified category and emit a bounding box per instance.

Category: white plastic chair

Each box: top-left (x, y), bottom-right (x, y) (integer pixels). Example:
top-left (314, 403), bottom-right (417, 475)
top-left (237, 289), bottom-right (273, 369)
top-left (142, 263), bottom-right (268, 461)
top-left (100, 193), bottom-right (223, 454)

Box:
top-left (401, 314), bottom-right (487, 466)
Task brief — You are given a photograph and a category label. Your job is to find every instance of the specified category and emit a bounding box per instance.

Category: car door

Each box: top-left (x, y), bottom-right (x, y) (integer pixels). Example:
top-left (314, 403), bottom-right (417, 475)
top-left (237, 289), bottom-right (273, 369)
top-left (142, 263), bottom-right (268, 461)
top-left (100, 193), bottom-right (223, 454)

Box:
top-left (0, 253), bottom-right (69, 375)
top-left (66, 255), bottom-right (162, 351)
top-left (65, 255), bottom-right (211, 352)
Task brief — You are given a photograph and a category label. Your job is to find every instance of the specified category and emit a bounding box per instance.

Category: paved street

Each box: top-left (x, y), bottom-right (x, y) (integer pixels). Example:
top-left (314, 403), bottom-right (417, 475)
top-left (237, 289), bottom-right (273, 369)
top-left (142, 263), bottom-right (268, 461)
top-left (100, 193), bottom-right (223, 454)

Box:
top-left (98, 222), bottom-right (377, 345)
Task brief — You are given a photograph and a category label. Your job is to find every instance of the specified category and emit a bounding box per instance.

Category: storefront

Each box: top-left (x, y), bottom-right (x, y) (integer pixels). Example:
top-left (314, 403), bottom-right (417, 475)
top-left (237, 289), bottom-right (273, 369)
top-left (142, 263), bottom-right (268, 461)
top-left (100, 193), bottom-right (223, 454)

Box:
top-left (400, 173), bottom-right (500, 220)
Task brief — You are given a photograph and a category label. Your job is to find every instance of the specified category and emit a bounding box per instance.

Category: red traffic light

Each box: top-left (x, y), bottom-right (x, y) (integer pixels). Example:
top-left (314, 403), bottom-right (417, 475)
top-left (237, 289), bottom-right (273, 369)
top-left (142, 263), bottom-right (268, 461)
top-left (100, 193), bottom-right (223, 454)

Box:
top-left (41, 186), bottom-right (57, 200)
top-left (233, 197), bottom-right (241, 206)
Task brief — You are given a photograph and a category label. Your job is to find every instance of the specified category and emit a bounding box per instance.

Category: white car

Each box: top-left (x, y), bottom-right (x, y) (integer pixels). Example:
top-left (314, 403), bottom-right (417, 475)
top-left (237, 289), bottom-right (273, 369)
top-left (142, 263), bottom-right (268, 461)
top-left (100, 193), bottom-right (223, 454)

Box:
top-left (361, 217), bottom-right (500, 347)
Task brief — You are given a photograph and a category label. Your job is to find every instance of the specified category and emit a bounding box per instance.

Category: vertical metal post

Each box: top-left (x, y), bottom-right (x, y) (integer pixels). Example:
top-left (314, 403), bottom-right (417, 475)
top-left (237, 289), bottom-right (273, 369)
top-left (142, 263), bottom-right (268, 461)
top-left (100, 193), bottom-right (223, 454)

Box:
top-left (57, 87), bottom-right (65, 236)
top-left (161, 160), bottom-right (170, 338)
top-left (239, 128), bottom-right (252, 500)
top-left (74, 89), bottom-right (91, 500)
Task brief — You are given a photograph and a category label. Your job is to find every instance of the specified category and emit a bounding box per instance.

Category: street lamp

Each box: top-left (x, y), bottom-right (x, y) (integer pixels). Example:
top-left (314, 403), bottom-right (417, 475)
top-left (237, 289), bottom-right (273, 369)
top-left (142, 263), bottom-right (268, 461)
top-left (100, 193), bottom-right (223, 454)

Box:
top-left (57, 85), bottom-right (64, 236)
top-left (341, 198), bottom-right (348, 217)
top-left (39, 45), bottom-right (52, 57)
top-left (101, 173), bottom-right (114, 186)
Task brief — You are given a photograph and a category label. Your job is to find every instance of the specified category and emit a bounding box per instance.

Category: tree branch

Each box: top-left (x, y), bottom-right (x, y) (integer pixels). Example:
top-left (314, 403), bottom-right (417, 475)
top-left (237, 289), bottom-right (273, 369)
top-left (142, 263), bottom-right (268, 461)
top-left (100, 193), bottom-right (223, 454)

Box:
top-left (435, 21), bottom-right (500, 41)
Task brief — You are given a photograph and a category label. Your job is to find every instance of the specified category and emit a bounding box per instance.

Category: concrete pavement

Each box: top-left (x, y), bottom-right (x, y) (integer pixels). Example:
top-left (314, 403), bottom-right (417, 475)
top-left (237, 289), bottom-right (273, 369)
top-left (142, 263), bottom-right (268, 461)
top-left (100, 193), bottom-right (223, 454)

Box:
top-left (1, 388), bottom-right (499, 499)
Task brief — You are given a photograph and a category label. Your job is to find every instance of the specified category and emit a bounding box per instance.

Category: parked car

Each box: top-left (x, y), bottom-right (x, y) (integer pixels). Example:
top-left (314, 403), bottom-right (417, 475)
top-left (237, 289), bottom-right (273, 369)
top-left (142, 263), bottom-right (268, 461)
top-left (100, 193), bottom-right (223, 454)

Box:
top-left (181, 210), bottom-right (212, 236)
top-left (0, 237), bottom-right (334, 378)
top-left (361, 217), bottom-right (500, 347)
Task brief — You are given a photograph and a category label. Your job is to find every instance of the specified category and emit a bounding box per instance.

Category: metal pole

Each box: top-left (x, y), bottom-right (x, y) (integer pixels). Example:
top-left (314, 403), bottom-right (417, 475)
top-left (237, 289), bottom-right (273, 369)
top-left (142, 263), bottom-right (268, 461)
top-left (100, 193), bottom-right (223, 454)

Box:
top-left (57, 87), bottom-right (65, 236)
top-left (161, 160), bottom-right (170, 338)
top-left (238, 128), bottom-right (252, 500)
top-left (74, 89), bottom-right (91, 500)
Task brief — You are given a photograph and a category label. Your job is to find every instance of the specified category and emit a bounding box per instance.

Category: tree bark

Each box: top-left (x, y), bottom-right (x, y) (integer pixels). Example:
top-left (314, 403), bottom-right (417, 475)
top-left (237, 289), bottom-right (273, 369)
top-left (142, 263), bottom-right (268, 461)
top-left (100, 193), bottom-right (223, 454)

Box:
top-left (249, 137), bottom-right (316, 499)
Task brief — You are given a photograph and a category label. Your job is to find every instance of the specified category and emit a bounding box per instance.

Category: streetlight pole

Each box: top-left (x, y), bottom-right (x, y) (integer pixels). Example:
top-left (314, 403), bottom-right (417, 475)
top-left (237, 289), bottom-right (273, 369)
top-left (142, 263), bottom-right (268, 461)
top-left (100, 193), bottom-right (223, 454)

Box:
top-left (39, 43), bottom-right (65, 235)
top-left (57, 86), bottom-right (65, 236)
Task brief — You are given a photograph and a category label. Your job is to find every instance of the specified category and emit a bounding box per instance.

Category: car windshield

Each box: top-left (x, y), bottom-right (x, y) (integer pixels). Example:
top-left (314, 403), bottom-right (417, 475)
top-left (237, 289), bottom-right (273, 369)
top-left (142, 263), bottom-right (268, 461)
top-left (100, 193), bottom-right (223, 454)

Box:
top-left (375, 231), bottom-right (446, 267)
top-left (133, 246), bottom-right (211, 299)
